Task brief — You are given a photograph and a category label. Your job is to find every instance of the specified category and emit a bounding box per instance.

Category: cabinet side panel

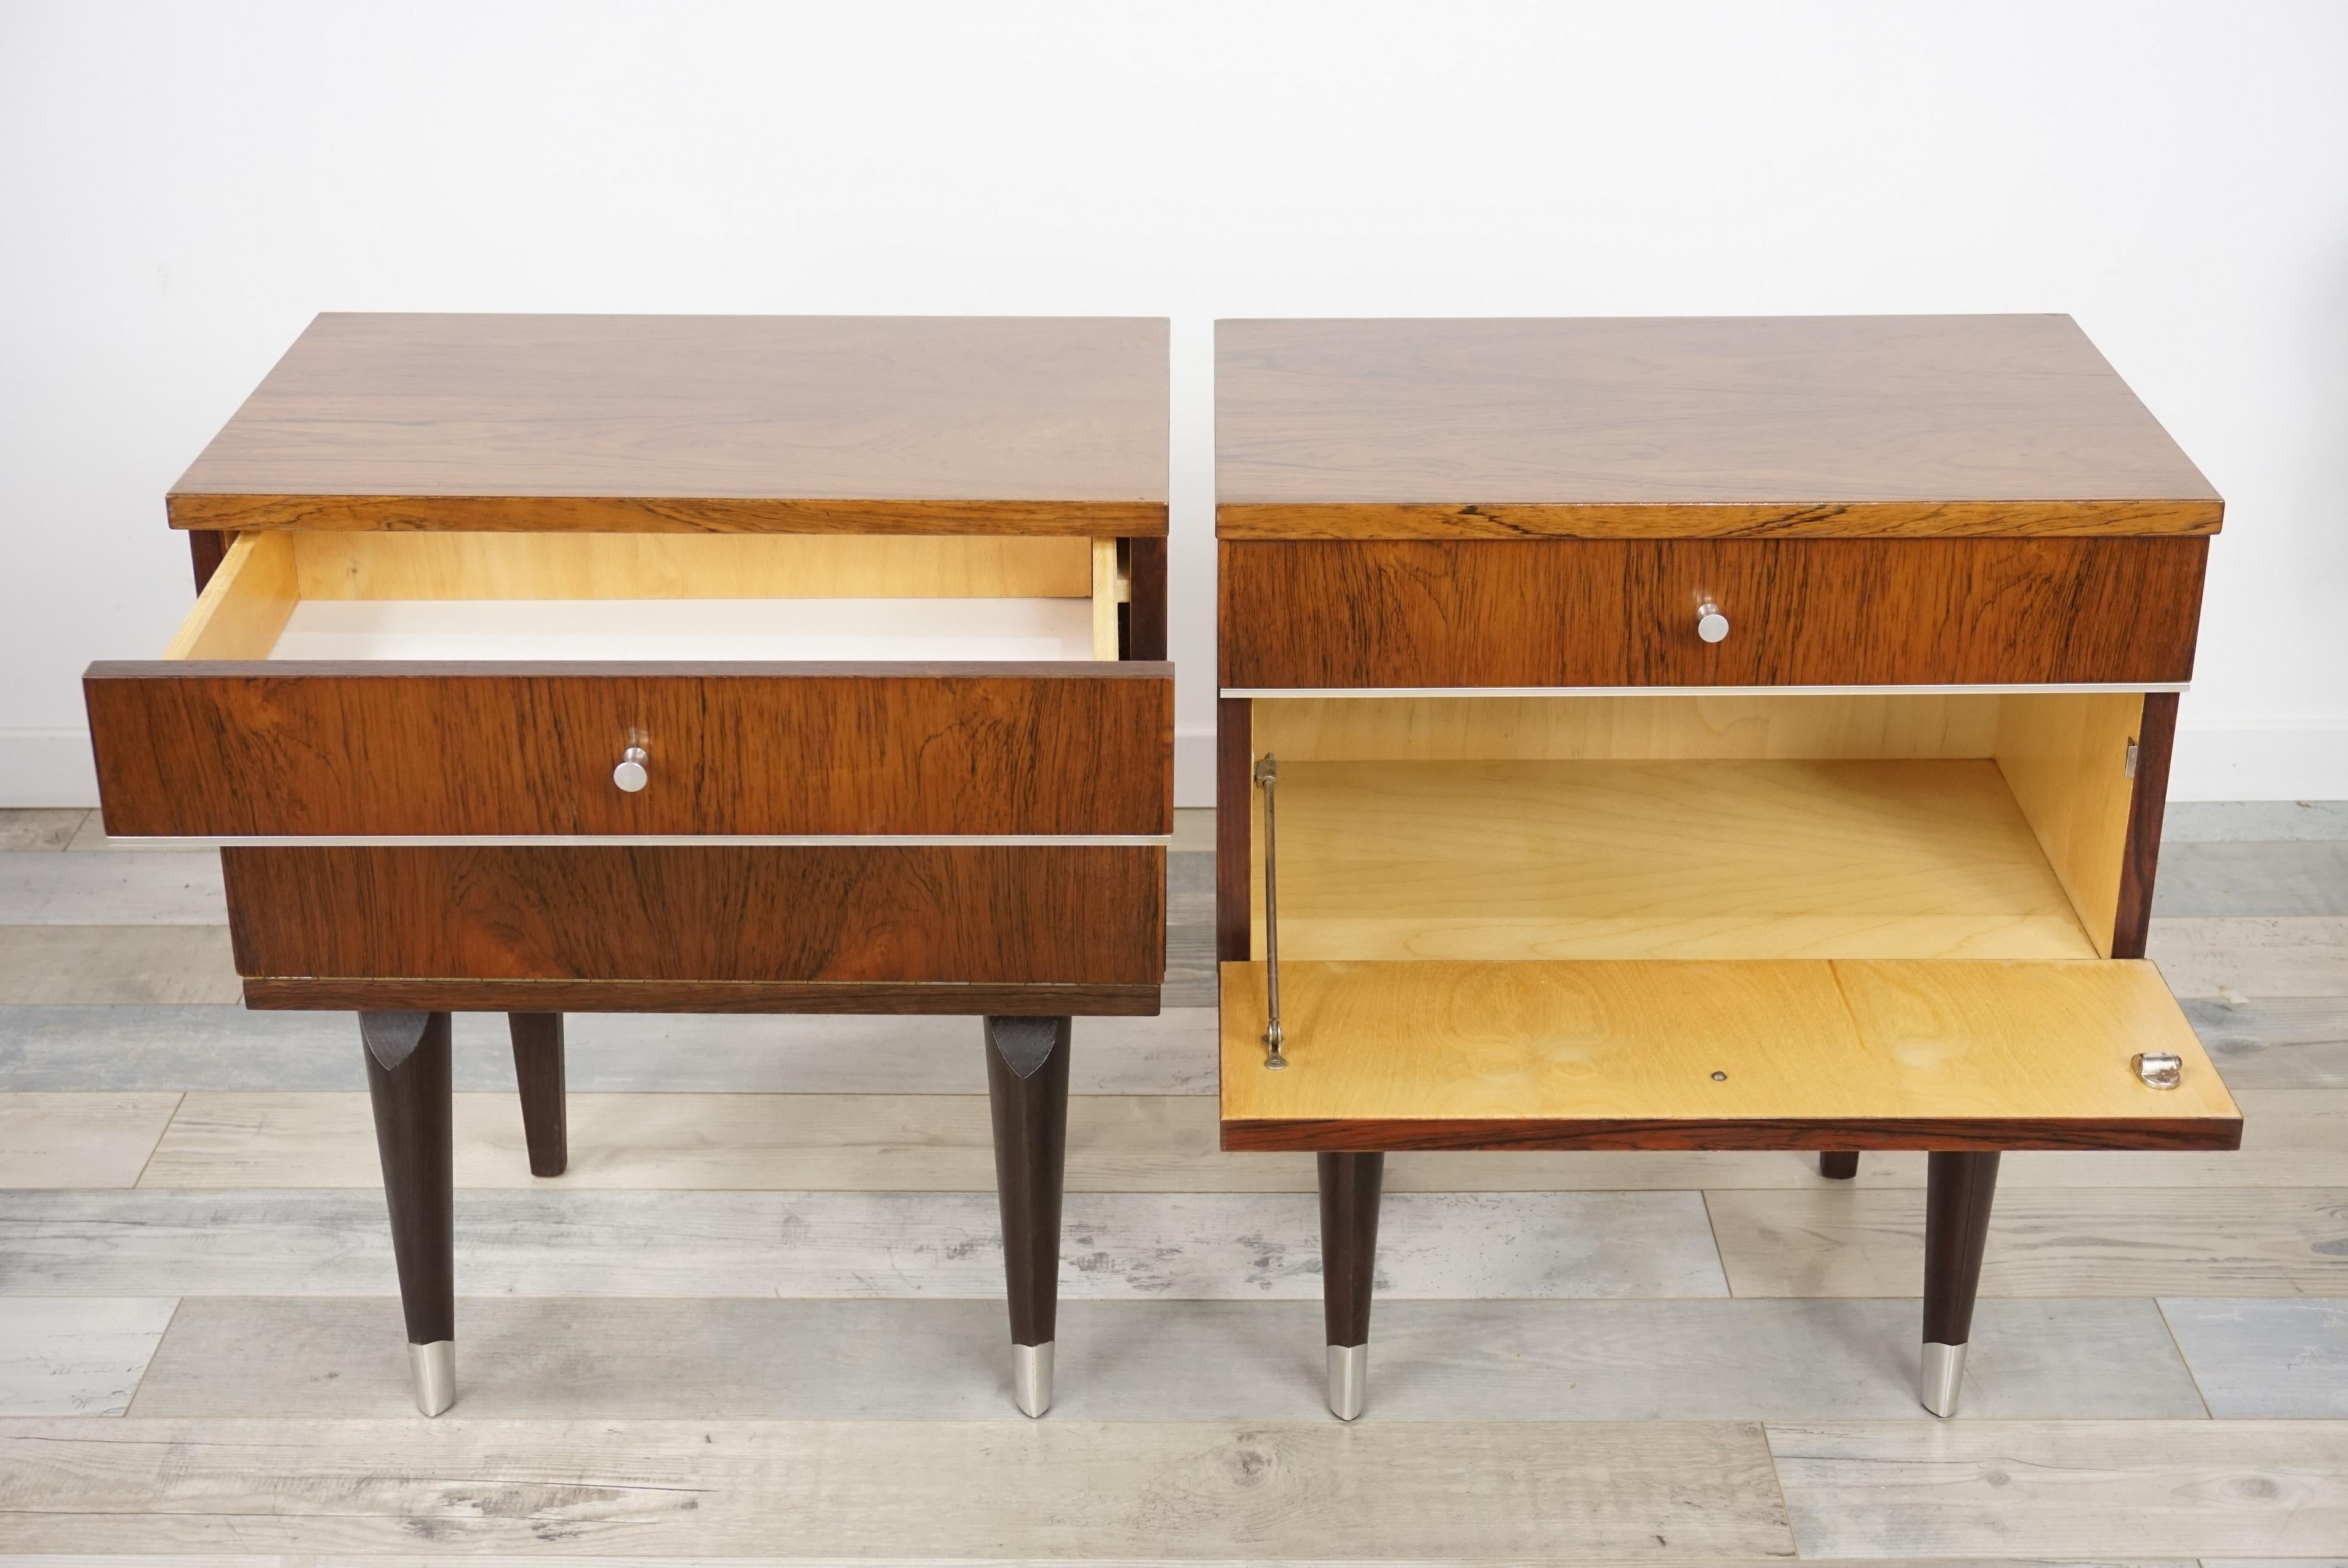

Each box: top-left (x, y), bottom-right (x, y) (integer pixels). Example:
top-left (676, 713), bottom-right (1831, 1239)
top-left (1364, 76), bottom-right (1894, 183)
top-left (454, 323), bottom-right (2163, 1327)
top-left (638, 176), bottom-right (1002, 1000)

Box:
top-left (1992, 691), bottom-right (2144, 958)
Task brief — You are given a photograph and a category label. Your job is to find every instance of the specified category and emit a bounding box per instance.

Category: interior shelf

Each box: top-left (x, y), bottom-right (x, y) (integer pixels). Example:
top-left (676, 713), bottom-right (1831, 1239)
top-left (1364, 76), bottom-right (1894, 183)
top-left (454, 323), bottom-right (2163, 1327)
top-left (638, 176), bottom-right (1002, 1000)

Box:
top-left (1250, 757), bottom-right (2104, 963)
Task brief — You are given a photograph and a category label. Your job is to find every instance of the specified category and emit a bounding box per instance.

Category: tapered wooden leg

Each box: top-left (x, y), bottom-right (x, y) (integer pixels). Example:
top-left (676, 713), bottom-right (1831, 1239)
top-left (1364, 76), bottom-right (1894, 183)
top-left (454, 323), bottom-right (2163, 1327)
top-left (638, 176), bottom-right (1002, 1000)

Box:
top-left (985, 1014), bottom-right (1071, 1418)
top-left (1819, 1151), bottom-right (1859, 1180)
top-left (1319, 1150), bottom-right (1383, 1421)
top-left (506, 1012), bottom-right (567, 1177)
top-left (1920, 1150), bottom-right (2000, 1418)
top-left (361, 1011), bottom-right (455, 1416)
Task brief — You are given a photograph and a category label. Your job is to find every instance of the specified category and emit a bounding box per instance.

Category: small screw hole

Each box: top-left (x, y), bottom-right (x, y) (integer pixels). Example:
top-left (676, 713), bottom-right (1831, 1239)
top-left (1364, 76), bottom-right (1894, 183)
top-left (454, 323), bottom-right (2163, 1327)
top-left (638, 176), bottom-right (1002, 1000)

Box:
top-left (1711, 1070), bottom-right (1728, 1081)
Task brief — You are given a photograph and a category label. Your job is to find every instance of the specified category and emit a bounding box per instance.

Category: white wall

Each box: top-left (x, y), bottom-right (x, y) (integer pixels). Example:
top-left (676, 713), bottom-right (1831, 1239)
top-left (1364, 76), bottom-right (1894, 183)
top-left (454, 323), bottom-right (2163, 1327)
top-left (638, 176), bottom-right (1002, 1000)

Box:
top-left (4, 1), bottom-right (2344, 805)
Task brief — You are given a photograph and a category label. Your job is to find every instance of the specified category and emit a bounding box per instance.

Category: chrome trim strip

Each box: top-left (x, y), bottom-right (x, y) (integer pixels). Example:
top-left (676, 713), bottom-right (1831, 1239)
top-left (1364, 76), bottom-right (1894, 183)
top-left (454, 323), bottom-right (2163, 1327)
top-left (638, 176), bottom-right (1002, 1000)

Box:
top-left (100, 834), bottom-right (1175, 849)
top-left (1223, 683), bottom-right (2189, 699)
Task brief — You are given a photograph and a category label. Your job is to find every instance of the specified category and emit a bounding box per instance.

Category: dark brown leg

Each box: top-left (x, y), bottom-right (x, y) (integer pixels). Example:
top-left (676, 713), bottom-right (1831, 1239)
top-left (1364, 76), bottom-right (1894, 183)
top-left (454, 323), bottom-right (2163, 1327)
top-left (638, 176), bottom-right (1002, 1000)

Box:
top-left (986, 1014), bottom-right (1071, 1417)
top-left (187, 529), bottom-right (230, 593)
top-left (361, 1010), bottom-right (455, 1415)
top-left (1819, 1151), bottom-right (1859, 1180)
top-left (1319, 1150), bottom-right (1383, 1420)
top-left (1920, 1150), bottom-right (2000, 1417)
top-left (506, 1012), bottom-right (567, 1177)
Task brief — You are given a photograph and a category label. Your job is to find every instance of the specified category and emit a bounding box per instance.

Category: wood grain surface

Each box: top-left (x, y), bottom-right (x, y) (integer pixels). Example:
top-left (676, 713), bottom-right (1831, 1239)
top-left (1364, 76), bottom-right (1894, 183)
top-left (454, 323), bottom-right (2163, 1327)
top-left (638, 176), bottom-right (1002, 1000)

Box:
top-left (2115, 690), bottom-right (2181, 959)
top-left (1219, 537), bottom-right (2207, 688)
top-left (281, 528), bottom-right (1098, 599)
top-left (1217, 316), bottom-right (2219, 538)
top-left (219, 843), bottom-right (1164, 987)
top-left (86, 661), bottom-right (1172, 836)
top-left (1252, 690), bottom-right (2008, 762)
top-left (1245, 757), bottom-right (2101, 963)
top-left (1218, 958), bottom-right (2236, 1152)
top-left (169, 314), bottom-right (1170, 535)
top-left (0, 1417), bottom-right (1791, 1558)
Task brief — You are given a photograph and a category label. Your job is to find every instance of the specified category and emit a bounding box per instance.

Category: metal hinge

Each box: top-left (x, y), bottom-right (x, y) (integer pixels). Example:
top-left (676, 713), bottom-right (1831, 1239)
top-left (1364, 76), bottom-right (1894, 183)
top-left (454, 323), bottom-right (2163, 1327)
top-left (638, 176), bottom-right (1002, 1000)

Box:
top-left (1254, 753), bottom-right (1285, 1069)
top-left (2123, 738), bottom-right (2139, 779)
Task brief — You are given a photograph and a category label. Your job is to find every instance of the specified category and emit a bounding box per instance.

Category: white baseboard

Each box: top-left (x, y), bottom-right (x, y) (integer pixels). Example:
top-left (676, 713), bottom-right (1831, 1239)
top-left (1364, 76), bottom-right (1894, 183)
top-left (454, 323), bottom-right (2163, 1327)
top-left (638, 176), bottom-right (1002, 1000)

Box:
top-left (0, 729), bottom-right (98, 806)
top-left (14, 722), bottom-right (2339, 812)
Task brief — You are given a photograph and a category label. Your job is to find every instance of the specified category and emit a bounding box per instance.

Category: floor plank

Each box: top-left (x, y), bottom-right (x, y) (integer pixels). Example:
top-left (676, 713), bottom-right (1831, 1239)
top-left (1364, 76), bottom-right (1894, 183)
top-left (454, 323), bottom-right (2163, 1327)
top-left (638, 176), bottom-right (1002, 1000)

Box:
top-left (2182, 995), bottom-right (2348, 1088)
top-left (0, 1188), bottom-right (1728, 1300)
top-left (122, 1087), bottom-right (2348, 1192)
top-left (1771, 1420), bottom-right (2348, 1559)
top-left (0, 810), bottom-right (87, 852)
top-left (0, 1416), bottom-right (1792, 1559)
top-left (1709, 1186), bottom-right (2348, 1297)
top-left (2160, 1298), bottom-right (2348, 1417)
top-left (0, 1005), bottom-right (1222, 1094)
top-left (124, 1294), bottom-right (2205, 1422)
top-left (0, 1299), bottom-right (177, 1417)
top-left (0, 1094), bottom-right (178, 1187)
top-left (2149, 917), bottom-right (2348, 999)
top-left (2155, 842), bottom-right (2348, 917)
top-left (0, 928), bottom-right (240, 1005)
top-left (2163, 800), bottom-right (2348, 842)
top-left (0, 856), bottom-right (223, 925)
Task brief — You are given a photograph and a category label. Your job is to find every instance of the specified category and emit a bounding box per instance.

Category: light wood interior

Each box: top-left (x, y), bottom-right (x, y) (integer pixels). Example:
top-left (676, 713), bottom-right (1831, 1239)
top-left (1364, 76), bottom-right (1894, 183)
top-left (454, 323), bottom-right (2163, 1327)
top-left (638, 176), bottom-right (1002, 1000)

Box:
top-left (1994, 691), bottom-right (2143, 956)
top-left (289, 530), bottom-right (1092, 599)
top-left (1253, 693), bottom-right (2005, 763)
top-left (164, 531), bottom-right (1125, 662)
top-left (164, 533), bottom-right (300, 659)
top-left (1219, 958), bottom-right (2233, 1134)
top-left (1247, 694), bottom-right (2144, 965)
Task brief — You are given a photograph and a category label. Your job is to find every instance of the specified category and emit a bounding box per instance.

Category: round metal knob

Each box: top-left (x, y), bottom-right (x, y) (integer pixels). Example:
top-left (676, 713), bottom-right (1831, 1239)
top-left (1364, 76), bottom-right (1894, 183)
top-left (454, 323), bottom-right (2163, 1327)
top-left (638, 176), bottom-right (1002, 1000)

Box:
top-left (612, 746), bottom-right (649, 794)
top-left (1696, 602), bottom-right (1730, 643)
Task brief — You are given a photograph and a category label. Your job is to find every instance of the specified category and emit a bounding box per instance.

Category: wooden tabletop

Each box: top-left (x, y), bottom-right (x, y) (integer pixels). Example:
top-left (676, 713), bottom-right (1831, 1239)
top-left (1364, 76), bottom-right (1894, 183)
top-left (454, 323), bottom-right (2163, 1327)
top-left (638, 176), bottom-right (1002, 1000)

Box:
top-left (1216, 316), bottom-right (2219, 539)
top-left (171, 314), bottom-right (1170, 535)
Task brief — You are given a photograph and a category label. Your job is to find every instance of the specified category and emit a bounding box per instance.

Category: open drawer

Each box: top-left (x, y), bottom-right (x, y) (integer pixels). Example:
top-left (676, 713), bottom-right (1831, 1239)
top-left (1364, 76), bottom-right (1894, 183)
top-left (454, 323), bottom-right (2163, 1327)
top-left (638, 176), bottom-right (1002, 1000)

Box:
top-left (1220, 691), bottom-right (2237, 1152)
top-left (86, 530), bottom-right (1172, 838)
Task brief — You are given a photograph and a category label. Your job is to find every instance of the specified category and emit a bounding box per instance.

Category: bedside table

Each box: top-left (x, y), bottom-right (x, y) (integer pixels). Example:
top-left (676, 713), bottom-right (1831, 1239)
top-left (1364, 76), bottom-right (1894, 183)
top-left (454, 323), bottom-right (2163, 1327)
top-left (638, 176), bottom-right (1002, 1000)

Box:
top-left (1212, 314), bottom-right (2236, 1420)
top-left (85, 313), bottom-right (1173, 1418)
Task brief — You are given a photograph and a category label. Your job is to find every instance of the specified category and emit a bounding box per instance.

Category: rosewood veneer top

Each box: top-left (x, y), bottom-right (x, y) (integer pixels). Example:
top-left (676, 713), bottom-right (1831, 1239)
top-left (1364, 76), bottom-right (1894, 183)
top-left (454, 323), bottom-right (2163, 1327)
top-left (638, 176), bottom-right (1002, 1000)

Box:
top-left (170, 314), bottom-right (1170, 536)
top-left (1215, 315), bottom-right (2219, 539)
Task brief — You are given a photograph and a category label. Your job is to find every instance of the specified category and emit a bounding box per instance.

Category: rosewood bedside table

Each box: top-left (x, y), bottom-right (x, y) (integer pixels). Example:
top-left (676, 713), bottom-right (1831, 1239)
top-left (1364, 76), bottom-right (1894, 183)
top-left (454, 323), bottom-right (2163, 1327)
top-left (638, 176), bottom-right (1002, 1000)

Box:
top-left (1213, 314), bottom-right (2238, 1421)
top-left (83, 313), bottom-right (1173, 1418)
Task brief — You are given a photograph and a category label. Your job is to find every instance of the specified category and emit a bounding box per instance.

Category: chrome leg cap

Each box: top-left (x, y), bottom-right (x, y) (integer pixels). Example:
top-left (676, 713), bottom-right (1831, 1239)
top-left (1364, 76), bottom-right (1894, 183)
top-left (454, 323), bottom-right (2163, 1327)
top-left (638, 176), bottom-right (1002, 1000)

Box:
top-left (1327, 1343), bottom-right (1368, 1422)
top-left (1919, 1340), bottom-right (1968, 1419)
top-left (408, 1339), bottom-right (455, 1417)
top-left (1013, 1341), bottom-right (1054, 1419)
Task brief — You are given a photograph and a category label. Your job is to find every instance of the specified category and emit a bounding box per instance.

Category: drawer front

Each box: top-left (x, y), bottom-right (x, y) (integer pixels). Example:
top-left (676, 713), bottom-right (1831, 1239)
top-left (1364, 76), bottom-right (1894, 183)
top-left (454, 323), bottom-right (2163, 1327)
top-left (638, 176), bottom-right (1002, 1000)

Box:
top-left (1220, 539), bottom-right (2205, 689)
top-left (223, 843), bottom-right (1164, 988)
top-left (86, 661), bottom-right (1172, 837)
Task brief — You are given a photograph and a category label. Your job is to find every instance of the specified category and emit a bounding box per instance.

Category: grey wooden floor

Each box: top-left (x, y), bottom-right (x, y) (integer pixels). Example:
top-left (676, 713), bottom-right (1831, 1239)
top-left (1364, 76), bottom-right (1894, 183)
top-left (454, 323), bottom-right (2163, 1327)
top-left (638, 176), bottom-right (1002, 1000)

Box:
top-left (2, 800), bottom-right (2346, 1561)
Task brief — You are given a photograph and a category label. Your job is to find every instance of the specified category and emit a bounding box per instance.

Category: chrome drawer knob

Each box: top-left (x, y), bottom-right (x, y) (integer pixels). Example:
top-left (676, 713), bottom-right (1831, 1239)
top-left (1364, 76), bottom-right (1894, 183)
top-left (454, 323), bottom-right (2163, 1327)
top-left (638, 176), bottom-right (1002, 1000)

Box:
top-left (612, 746), bottom-right (649, 794)
top-left (1696, 602), bottom-right (1730, 643)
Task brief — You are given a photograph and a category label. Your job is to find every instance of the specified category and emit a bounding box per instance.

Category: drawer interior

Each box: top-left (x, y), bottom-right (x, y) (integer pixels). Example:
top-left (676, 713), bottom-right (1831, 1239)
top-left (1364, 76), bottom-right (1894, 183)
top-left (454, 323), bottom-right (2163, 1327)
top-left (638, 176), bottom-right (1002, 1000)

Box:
top-left (166, 531), bottom-right (1130, 663)
top-left (1247, 692), bottom-right (2144, 962)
